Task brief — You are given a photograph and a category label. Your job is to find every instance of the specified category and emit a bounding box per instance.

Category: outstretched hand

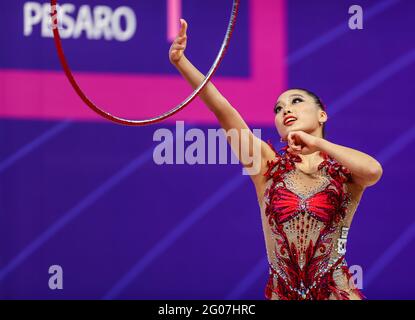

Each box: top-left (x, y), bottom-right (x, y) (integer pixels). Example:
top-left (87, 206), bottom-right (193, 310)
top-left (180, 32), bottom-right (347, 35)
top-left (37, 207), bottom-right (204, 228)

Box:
top-left (169, 19), bottom-right (188, 64)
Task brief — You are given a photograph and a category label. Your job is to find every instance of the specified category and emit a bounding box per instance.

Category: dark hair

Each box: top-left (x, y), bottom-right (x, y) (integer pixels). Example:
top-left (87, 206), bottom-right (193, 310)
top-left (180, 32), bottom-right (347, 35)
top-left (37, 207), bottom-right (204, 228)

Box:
top-left (291, 88), bottom-right (327, 139)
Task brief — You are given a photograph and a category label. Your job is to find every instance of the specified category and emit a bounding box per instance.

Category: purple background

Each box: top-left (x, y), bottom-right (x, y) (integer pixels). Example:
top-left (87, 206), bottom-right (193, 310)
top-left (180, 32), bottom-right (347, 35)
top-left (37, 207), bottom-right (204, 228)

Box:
top-left (0, 0), bottom-right (249, 76)
top-left (1, 0), bottom-right (415, 299)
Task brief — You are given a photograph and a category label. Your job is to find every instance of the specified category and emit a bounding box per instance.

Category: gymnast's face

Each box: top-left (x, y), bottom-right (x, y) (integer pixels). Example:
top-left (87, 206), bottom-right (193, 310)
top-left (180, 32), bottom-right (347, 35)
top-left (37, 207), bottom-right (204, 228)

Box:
top-left (274, 89), bottom-right (327, 141)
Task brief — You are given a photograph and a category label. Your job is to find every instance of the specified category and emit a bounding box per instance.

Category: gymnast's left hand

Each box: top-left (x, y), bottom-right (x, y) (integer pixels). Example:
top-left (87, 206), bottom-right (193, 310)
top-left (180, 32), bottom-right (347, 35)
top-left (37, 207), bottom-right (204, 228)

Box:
top-left (285, 131), bottom-right (322, 155)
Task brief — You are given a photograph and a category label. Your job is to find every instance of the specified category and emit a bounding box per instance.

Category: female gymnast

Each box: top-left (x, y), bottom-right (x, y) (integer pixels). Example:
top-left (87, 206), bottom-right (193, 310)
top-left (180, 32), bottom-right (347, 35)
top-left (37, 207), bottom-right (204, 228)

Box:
top-left (169, 19), bottom-right (383, 300)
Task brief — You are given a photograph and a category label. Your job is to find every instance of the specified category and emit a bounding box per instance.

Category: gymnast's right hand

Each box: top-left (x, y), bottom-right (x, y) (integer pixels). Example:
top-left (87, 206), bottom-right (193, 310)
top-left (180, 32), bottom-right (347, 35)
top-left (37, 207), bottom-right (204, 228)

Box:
top-left (169, 18), bottom-right (188, 64)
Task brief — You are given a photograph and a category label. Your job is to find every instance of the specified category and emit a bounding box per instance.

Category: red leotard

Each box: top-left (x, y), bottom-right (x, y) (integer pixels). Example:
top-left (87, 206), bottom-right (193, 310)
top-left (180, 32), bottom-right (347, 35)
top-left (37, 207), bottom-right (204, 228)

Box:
top-left (262, 140), bottom-right (366, 300)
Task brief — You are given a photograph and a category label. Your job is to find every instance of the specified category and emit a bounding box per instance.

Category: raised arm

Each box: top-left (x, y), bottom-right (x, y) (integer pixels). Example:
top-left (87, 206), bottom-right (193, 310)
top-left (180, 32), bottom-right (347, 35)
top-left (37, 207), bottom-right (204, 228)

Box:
top-left (169, 19), bottom-right (275, 180)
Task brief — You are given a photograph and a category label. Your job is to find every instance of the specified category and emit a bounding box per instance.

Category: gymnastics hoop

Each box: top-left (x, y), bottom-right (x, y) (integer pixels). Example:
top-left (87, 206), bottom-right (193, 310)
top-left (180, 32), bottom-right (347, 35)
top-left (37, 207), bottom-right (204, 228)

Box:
top-left (50, 0), bottom-right (240, 126)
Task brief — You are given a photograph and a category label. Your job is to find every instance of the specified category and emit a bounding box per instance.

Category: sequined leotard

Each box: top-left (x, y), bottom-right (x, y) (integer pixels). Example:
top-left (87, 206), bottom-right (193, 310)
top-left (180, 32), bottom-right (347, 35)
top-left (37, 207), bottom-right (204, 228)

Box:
top-left (261, 141), bottom-right (365, 300)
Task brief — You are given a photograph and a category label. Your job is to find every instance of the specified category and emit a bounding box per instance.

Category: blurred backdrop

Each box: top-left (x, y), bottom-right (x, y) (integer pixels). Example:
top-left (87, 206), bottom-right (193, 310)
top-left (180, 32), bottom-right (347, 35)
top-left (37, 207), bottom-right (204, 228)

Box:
top-left (0, 0), bottom-right (414, 299)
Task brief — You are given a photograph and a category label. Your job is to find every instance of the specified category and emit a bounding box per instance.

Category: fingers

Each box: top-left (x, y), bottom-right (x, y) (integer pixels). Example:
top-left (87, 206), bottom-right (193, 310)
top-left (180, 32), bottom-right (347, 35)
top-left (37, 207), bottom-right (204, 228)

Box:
top-left (179, 18), bottom-right (188, 37)
top-left (287, 132), bottom-right (301, 151)
top-left (172, 43), bottom-right (186, 51)
top-left (174, 19), bottom-right (187, 46)
top-left (287, 132), bottom-right (295, 147)
top-left (290, 145), bottom-right (301, 152)
top-left (287, 147), bottom-right (299, 154)
top-left (175, 36), bottom-right (186, 45)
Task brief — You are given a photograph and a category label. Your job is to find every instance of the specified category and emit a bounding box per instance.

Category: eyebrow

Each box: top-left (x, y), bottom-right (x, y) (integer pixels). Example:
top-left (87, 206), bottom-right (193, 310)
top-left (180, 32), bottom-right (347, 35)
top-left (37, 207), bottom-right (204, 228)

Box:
top-left (275, 94), bottom-right (304, 106)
